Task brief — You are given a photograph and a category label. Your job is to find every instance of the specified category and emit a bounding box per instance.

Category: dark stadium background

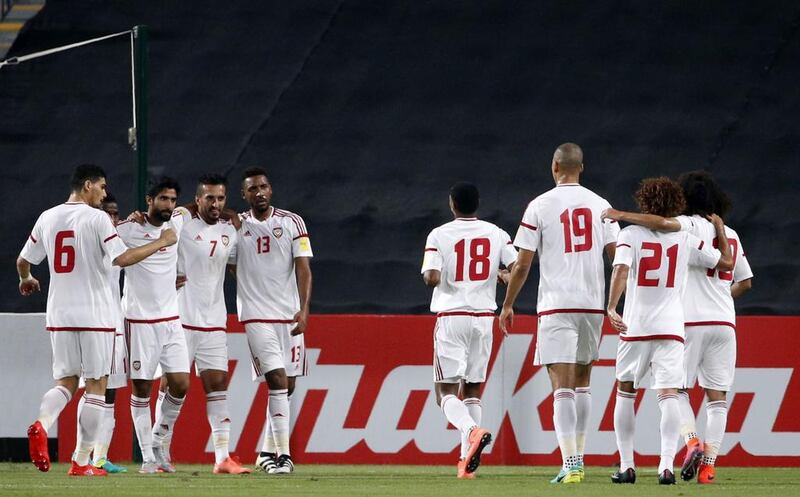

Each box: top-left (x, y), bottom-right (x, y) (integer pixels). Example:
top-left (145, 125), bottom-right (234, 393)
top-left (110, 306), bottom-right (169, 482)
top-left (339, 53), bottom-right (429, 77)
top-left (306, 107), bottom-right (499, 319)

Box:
top-left (2, 1), bottom-right (797, 316)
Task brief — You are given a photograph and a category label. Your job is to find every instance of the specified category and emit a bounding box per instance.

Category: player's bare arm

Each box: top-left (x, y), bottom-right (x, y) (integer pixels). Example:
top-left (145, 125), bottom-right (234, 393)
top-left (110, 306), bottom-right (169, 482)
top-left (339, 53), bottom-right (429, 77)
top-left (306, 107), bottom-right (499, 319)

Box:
top-left (708, 214), bottom-right (734, 271)
top-left (602, 208), bottom-right (681, 232)
top-left (16, 257), bottom-right (41, 296)
top-left (731, 278), bottom-right (753, 298)
top-left (604, 242), bottom-right (616, 263)
top-left (606, 264), bottom-right (629, 332)
top-left (422, 269), bottom-right (440, 287)
top-left (113, 228), bottom-right (177, 267)
top-left (499, 248), bottom-right (535, 335)
top-left (291, 256), bottom-right (312, 336)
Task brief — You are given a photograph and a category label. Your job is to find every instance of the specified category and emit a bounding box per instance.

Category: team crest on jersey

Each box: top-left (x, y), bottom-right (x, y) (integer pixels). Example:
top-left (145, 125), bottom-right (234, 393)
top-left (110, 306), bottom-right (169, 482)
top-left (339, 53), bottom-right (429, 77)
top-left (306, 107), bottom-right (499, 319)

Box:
top-left (221, 235), bottom-right (230, 246)
top-left (272, 227), bottom-right (283, 239)
top-left (132, 361), bottom-right (141, 371)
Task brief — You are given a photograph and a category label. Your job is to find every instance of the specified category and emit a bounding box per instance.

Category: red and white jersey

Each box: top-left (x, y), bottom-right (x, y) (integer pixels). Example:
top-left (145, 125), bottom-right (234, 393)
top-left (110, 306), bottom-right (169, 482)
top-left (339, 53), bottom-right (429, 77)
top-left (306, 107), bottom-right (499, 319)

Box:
top-left (677, 215), bottom-right (754, 328)
top-left (514, 183), bottom-right (620, 315)
top-left (177, 216), bottom-right (238, 331)
top-left (117, 208), bottom-right (187, 321)
top-left (233, 207), bottom-right (313, 323)
top-left (19, 202), bottom-right (127, 331)
top-left (613, 225), bottom-right (721, 341)
top-left (421, 218), bottom-right (517, 313)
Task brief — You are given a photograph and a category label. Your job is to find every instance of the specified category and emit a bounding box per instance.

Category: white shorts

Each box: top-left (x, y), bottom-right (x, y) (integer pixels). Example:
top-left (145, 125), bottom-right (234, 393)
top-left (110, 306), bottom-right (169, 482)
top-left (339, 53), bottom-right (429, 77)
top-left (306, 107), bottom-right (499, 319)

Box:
top-left (433, 312), bottom-right (493, 384)
top-left (51, 330), bottom-right (113, 380)
top-left (78, 330), bottom-right (128, 389)
top-left (125, 319), bottom-right (190, 380)
top-left (185, 329), bottom-right (229, 374)
top-left (534, 312), bottom-right (604, 366)
top-left (616, 338), bottom-right (685, 390)
top-left (684, 325), bottom-right (736, 391)
top-left (245, 322), bottom-right (307, 381)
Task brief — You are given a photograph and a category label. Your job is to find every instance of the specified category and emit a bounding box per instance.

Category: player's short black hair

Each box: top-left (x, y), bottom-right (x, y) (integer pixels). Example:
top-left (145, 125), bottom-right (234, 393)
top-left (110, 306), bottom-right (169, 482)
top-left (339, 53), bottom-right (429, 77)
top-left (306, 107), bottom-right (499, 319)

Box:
top-left (102, 192), bottom-right (117, 204)
top-left (198, 173), bottom-right (227, 187)
top-left (69, 164), bottom-right (106, 191)
top-left (450, 182), bottom-right (480, 215)
top-left (677, 170), bottom-right (732, 218)
top-left (146, 176), bottom-right (181, 198)
top-left (242, 167), bottom-right (269, 183)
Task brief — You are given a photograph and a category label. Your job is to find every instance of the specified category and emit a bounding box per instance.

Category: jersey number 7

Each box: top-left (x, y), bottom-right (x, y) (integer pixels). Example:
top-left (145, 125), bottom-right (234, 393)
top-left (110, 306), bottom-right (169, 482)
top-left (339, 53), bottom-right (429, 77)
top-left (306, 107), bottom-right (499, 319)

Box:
top-left (454, 238), bottom-right (490, 282)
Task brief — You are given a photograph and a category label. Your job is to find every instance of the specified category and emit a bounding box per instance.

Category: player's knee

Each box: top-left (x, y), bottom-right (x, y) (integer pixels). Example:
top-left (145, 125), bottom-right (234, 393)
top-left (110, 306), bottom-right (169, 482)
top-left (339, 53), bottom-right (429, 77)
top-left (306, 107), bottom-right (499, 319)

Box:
top-left (265, 368), bottom-right (288, 390)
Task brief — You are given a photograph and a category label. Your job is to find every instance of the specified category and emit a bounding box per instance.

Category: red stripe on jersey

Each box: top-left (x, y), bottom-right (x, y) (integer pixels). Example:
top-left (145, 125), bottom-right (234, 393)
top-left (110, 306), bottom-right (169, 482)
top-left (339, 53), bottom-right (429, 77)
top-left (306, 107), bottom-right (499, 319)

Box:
top-left (241, 319), bottom-right (295, 324)
top-left (47, 326), bottom-right (116, 332)
top-left (125, 316), bottom-right (180, 324)
top-left (182, 324), bottom-right (227, 332)
top-left (698, 240), bottom-right (705, 250)
top-left (29, 234), bottom-right (37, 243)
top-left (616, 243), bottom-right (631, 248)
top-left (685, 321), bottom-right (735, 330)
top-left (520, 222), bottom-right (537, 231)
top-left (620, 334), bottom-right (684, 343)
top-left (437, 311), bottom-right (495, 318)
top-left (103, 233), bottom-right (119, 243)
top-left (537, 308), bottom-right (606, 317)
top-left (293, 234), bottom-right (310, 241)
top-left (424, 248), bottom-right (438, 252)
top-left (275, 209), bottom-right (308, 235)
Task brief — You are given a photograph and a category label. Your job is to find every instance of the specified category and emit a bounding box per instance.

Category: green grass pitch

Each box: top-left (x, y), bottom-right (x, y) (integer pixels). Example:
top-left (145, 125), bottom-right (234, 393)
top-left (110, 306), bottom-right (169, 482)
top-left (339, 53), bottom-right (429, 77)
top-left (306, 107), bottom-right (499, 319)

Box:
top-left (1, 464), bottom-right (798, 497)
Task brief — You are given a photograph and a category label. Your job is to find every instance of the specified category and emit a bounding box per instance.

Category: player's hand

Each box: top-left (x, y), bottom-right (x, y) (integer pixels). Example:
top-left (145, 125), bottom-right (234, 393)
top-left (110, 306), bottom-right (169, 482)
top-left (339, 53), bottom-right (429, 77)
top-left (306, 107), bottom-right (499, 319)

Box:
top-left (706, 213), bottom-right (724, 228)
top-left (18, 276), bottom-right (40, 296)
top-left (222, 208), bottom-right (242, 230)
top-left (159, 228), bottom-right (178, 246)
top-left (291, 309), bottom-right (308, 336)
top-left (498, 306), bottom-right (513, 337)
top-left (607, 308), bottom-right (627, 333)
top-left (127, 210), bottom-right (146, 224)
top-left (176, 274), bottom-right (187, 290)
top-left (601, 208), bottom-right (623, 221)
top-left (497, 269), bottom-right (511, 286)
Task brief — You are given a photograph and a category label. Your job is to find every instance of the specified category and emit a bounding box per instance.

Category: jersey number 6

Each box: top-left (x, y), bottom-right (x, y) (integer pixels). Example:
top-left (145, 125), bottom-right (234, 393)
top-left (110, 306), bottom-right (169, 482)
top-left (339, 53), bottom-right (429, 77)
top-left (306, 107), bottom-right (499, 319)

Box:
top-left (54, 230), bottom-right (76, 273)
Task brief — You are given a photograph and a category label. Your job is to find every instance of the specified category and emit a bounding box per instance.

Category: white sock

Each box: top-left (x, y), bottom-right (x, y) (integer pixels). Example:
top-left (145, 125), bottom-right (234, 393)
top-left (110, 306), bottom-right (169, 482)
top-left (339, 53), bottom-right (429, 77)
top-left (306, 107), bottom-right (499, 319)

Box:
top-left (269, 389), bottom-right (291, 456)
top-left (207, 391), bottom-right (231, 464)
top-left (74, 393), bottom-right (86, 460)
top-left (614, 389), bottom-right (636, 471)
top-left (678, 390), bottom-right (699, 444)
top-left (704, 400), bottom-right (727, 466)
top-left (461, 398), bottom-right (482, 459)
top-left (260, 414), bottom-right (276, 454)
top-left (37, 385), bottom-right (72, 432)
top-left (657, 392), bottom-right (681, 474)
top-left (440, 394), bottom-right (476, 437)
top-left (130, 395), bottom-right (154, 462)
top-left (153, 390), bottom-right (185, 446)
top-left (74, 394), bottom-right (104, 466)
top-left (553, 388), bottom-right (578, 470)
top-left (575, 387), bottom-right (591, 467)
top-left (155, 390), bottom-right (166, 421)
top-left (93, 402), bottom-right (115, 462)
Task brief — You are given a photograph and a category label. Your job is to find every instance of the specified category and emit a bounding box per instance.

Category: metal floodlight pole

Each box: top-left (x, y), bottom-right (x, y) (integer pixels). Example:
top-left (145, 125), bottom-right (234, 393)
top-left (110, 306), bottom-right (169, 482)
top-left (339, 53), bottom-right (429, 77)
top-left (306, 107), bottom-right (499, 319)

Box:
top-left (132, 24), bottom-right (149, 211)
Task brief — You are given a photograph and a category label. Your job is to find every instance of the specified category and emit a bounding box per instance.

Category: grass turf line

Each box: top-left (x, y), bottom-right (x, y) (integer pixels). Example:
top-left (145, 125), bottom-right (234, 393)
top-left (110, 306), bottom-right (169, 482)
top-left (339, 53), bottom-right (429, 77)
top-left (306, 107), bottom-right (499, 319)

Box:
top-left (1, 464), bottom-right (798, 497)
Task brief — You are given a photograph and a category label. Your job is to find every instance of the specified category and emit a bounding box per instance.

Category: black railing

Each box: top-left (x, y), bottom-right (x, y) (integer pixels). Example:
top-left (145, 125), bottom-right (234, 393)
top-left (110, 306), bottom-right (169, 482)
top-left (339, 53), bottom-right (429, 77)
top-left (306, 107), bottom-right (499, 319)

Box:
top-left (1, 0), bottom-right (14, 21)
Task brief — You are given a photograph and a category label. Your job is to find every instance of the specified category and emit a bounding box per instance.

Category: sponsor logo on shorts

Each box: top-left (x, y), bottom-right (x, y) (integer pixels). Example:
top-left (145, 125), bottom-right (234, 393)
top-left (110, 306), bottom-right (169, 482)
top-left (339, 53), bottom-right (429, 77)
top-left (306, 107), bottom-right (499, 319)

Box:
top-left (273, 227), bottom-right (283, 239)
top-left (132, 360), bottom-right (141, 371)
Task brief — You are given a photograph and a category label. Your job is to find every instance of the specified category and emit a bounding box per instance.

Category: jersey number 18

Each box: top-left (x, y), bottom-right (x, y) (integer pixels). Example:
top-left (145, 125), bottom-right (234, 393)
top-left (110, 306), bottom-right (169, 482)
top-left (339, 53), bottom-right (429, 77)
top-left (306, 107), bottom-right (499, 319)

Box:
top-left (454, 238), bottom-right (490, 282)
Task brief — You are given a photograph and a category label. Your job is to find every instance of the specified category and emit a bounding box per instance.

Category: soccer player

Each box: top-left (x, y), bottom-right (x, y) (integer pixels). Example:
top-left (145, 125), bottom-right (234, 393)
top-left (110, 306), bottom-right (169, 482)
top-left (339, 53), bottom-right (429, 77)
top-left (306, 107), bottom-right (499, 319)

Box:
top-left (18, 164), bottom-right (176, 476)
top-left (116, 177), bottom-right (191, 474)
top-left (233, 167), bottom-right (312, 474)
top-left (499, 143), bottom-right (620, 483)
top-left (175, 174), bottom-right (249, 474)
top-left (421, 182), bottom-right (516, 479)
top-left (606, 177), bottom-right (733, 484)
top-left (73, 193), bottom-right (129, 473)
top-left (602, 170), bottom-right (753, 484)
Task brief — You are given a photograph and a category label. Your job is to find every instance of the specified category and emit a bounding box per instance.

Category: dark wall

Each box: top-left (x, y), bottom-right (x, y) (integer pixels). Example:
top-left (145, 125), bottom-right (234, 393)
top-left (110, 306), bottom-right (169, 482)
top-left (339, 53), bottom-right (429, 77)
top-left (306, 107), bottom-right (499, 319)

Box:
top-left (2, 1), bottom-right (797, 315)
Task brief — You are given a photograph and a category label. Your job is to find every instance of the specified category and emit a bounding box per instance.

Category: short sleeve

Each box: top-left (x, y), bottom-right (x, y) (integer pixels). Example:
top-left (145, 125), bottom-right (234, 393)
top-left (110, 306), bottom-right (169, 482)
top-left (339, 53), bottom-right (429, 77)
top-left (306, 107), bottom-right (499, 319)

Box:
top-left (421, 231), bottom-right (443, 273)
top-left (613, 229), bottom-right (634, 267)
top-left (170, 206), bottom-right (191, 235)
top-left (514, 201), bottom-right (540, 251)
top-left (97, 213), bottom-right (127, 263)
top-left (499, 229), bottom-right (518, 267)
top-left (290, 215), bottom-right (313, 258)
top-left (227, 230), bottom-right (238, 265)
top-left (687, 233), bottom-right (720, 269)
top-left (19, 215), bottom-right (46, 265)
top-left (733, 237), bottom-right (753, 282)
top-left (676, 215), bottom-right (700, 236)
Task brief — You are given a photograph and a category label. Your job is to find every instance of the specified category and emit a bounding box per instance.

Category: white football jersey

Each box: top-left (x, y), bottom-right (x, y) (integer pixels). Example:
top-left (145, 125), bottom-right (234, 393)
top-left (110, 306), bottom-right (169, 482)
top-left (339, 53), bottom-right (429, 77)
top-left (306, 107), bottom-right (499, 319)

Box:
top-left (117, 208), bottom-right (187, 321)
top-left (19, 202), bottom-right (127, 331)
top-left (421, 218), bottom-right (517, 313)
top-left (677, 215), bottom-right (754, 327)
top-left (177, 216), bottom-right (238, 331)
top-left (233, 207), bottom-right (313, 323)
top-left (613, 226), bottom-right (721, 340)
top-left (514, 184), bottom-right (620, 315)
